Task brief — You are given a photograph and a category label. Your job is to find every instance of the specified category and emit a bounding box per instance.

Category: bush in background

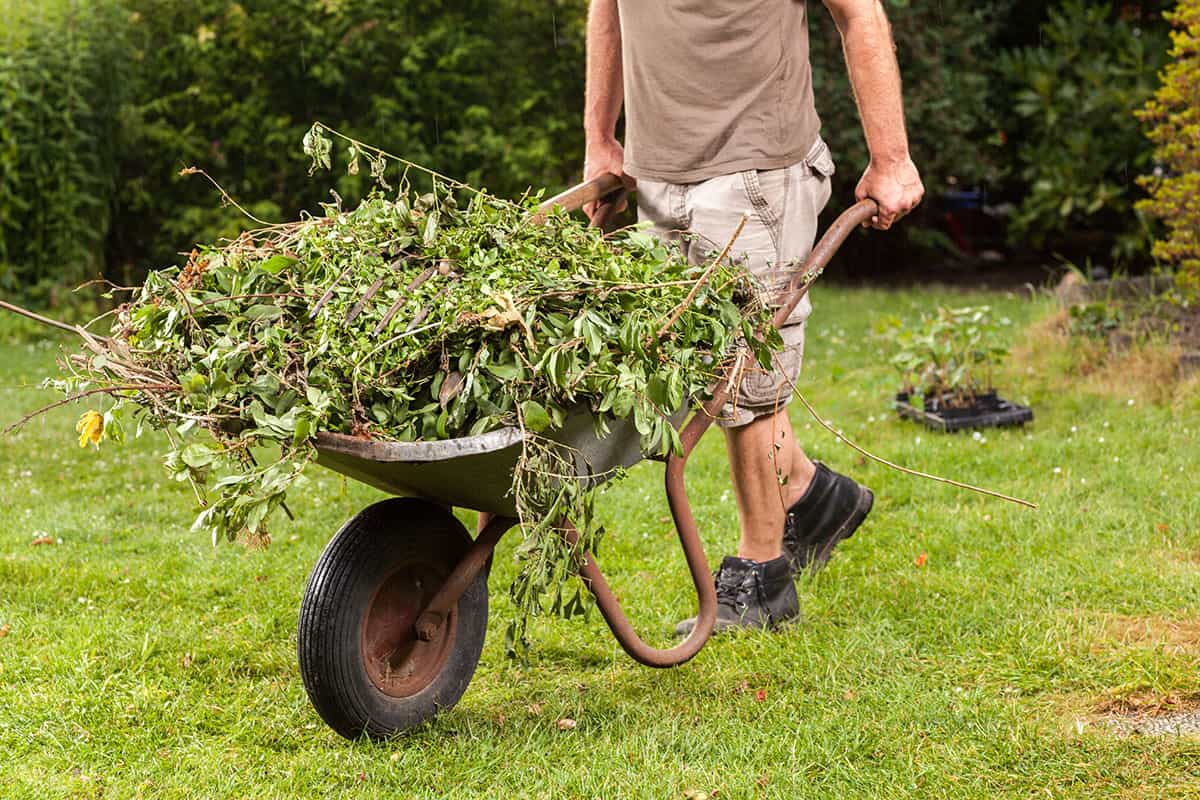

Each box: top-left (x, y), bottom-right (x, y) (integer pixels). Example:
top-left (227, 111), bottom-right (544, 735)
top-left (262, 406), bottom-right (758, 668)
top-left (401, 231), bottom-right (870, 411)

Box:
top-left (2, 0), bottom-right (588, 301)
top-left (1137, 0), bottom-right (1200, 299)
top-left (0, 0), bottom-right (131, 302)
top-left (110, 0), bottom-right (587, 284)
top-left (995, 1), bottom-right (1169, 264)
top-left (809, 0), bottom-right (1009, 214)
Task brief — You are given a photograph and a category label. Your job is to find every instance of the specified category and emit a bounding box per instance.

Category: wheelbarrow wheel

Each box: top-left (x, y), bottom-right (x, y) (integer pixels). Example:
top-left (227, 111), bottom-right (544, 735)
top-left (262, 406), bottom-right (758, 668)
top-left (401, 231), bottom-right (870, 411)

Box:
top-left (297, 497), bottom-right (488, 739)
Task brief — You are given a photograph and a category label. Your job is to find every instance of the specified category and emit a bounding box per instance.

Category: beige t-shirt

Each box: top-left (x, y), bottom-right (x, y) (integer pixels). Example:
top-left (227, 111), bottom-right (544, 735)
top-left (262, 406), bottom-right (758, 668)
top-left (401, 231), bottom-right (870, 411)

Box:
top-left (617, 0), bottom-right (821, 184)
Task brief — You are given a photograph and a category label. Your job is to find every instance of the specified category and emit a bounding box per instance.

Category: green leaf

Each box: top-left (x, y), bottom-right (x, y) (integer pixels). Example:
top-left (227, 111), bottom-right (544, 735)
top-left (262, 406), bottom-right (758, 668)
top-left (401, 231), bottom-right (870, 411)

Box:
top-left (521, 400), bottom-right (551, 433)
top-left (244, 304), bottom-right (283, 322)
top-left (260, 255), bottom-right (297, 275)
top-left (180, 443), bottom-right (216, 469)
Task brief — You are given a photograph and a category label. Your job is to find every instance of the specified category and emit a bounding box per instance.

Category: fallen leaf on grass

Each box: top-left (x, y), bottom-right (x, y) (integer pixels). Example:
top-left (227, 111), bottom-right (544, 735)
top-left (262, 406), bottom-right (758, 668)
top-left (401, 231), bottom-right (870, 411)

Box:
top-left (30, 536), bottom-right (55, 546)
top-left (754, 689), bottom-right (767, 702)
top-left (914, 552), bottom-right (928, 568)
top-left (0, 624), bottom-right (10, 638)
top-left (557, 718), bottom-right (577, 730)
top-left (1157, 523), bottom-right (1170, 533)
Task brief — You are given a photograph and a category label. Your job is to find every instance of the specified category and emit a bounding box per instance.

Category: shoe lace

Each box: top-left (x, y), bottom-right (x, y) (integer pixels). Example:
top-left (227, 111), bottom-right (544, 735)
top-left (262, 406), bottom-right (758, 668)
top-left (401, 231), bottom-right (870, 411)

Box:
top-left (714, 566), bottom-right (753, 609)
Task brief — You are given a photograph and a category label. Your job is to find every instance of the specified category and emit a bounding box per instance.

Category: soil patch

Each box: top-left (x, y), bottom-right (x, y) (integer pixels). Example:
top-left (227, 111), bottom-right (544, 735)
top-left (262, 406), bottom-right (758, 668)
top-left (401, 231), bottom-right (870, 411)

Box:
top-left (1092, 691), bottom-right (1200, 738)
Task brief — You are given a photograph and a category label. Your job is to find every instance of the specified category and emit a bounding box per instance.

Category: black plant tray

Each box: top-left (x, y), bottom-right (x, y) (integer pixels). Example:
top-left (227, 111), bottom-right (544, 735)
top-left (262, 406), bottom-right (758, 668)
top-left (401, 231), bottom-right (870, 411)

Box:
top-left (894, 391), bottom-right (1033, 432)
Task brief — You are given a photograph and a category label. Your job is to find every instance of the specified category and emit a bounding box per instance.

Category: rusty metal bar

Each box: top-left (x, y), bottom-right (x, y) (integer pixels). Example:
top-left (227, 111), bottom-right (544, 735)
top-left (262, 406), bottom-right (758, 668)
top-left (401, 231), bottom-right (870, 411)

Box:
top-left (771, 199), bottom-right (877, 328)
top-left (572, 199), bottom-right (879, 668)
top-left (411, 514), bottom-right (516, 643)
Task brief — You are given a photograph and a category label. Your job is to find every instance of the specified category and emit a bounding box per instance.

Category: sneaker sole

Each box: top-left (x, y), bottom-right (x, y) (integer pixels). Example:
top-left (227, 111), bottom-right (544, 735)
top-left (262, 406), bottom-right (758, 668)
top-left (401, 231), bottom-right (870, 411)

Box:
top-left (804, 486), bottom-right (873, 573)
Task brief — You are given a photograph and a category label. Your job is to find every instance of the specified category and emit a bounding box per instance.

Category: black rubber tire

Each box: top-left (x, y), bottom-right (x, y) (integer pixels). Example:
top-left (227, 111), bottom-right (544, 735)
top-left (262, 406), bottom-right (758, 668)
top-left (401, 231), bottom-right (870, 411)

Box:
top-left (297, 497), bottom-right (488, 740)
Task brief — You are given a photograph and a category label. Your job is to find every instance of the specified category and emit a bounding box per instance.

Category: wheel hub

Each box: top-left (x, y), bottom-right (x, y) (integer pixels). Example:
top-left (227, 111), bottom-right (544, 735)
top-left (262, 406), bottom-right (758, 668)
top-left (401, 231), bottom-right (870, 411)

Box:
top-left (361, 563), bottom-right (457, 698)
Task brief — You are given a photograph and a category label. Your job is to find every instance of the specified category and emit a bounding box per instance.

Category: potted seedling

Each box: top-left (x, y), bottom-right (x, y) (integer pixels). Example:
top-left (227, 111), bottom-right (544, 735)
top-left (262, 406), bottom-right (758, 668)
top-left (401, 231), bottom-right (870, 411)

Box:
top-left (879, 305), bottom-right (1032, 432)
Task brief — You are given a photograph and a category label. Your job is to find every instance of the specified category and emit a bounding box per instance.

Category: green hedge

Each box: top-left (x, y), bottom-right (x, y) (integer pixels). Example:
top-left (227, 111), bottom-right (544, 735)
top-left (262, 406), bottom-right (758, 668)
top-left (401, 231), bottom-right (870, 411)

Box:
top-left (0, 0), bottom-right (130, 302)
top-left (996, 1), bottom-right (1170, 263)
top-left (0, 1), bottom-right (1180, 304)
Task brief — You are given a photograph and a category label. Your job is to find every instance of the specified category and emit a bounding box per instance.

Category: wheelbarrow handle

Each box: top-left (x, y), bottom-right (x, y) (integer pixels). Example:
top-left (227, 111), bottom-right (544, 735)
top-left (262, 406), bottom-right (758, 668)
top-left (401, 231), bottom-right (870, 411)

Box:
top-left (531, 173), bottom-right (627, 223)
top-left (772, 198), bottom-right (878, 329)
top-left (577, 198), bottom-right (881, 669)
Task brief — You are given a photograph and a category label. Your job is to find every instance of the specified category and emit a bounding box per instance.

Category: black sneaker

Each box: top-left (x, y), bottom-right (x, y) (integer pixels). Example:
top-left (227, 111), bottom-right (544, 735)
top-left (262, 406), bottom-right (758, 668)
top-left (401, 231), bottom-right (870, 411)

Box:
top-left (783, 462), bottom-right (873, 573)
top-left (674, 554), bottom-right (799, 637)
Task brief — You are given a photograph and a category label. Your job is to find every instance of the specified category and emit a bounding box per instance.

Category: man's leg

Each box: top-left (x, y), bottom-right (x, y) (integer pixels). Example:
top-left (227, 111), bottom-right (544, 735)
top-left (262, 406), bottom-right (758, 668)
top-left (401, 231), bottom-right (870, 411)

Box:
top-left (724, 408), bottom-right (815, 562)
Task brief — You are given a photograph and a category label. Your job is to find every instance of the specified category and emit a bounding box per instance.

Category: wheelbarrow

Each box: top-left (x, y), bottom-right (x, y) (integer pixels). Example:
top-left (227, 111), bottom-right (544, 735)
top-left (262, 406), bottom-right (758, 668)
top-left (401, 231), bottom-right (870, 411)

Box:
top-left (298, 174), bottom-right (879, 739)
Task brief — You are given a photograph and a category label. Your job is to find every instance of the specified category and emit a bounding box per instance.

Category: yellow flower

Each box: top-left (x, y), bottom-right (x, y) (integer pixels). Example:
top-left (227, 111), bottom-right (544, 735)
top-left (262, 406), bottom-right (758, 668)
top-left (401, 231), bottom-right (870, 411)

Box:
top-left (76, 410), bottom-right (104, 449)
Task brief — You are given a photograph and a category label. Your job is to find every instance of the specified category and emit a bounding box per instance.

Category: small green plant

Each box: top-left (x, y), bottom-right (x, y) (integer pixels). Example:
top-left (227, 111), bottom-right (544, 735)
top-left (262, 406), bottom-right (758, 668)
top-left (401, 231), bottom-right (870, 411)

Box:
top-left (877, 306), bottom-right (1012, 409)
top-left (1068, 301), bottom-right (1124, 339)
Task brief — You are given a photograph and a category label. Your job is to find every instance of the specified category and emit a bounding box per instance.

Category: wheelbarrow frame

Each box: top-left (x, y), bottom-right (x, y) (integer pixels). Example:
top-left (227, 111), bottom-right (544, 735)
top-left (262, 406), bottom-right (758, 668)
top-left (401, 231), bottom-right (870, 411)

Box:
top-left (303, 176), bottom-right (878, 735)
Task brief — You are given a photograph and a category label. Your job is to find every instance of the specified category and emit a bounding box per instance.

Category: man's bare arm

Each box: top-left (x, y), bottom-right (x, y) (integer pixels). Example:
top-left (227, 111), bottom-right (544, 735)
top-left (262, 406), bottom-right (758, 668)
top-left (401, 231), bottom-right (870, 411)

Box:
top-left (822, 0), bottom-right (924, 229)
top-left (583, 0), bottom-right (633, 218)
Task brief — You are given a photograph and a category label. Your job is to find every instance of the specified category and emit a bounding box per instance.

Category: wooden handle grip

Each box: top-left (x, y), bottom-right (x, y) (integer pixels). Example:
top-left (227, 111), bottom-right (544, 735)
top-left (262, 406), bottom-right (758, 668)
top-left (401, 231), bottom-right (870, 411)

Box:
top-left (532, 173), bottom-right (626, 222)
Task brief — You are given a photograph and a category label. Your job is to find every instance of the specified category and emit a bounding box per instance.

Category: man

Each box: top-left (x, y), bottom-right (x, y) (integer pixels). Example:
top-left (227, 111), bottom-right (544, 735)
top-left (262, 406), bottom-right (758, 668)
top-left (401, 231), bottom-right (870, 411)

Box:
top-left (582, 0), bottom-right (925, 634)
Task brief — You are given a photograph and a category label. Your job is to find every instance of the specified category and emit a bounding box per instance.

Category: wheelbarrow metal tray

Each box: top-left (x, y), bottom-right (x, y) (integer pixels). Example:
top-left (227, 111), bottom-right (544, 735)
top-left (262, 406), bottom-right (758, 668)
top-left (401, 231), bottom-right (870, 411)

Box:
top-left (313, 409), bottom-right (650, 516)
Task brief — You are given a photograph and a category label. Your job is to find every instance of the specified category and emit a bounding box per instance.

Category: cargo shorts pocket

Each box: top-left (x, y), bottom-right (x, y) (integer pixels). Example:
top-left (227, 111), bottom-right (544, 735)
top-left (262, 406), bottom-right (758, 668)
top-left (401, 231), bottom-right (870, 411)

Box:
top-left (804, 138), bottom-right (836, 180)
top-left (720, 325), bottom-right (806, 427)
top-left (740, 167), bottom-right (789, 247)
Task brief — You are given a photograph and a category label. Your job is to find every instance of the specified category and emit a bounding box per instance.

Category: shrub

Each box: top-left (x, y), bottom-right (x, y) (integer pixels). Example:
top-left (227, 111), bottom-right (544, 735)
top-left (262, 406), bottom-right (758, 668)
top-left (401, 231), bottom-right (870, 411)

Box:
top-left (0, 1), bottom-right (131, 303)
top-left (808, 0), bottom-right (1008, 213)
top-left (109, 0), bottom-right (588, 283)
top-left (1137, 0), bottom-right (1200, 299)
top-left (995, 1), bottom-right (1170, 263)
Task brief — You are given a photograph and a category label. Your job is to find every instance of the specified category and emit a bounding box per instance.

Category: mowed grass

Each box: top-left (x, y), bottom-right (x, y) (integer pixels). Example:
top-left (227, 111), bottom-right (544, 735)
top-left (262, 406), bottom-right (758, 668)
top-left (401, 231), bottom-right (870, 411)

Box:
top-left (1, 286), bottom-right (1199, 799)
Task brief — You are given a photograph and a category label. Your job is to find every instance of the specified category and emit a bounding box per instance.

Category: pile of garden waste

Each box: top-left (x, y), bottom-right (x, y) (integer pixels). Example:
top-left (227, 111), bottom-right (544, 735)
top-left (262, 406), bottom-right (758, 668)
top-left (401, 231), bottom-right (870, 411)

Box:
top-left (51, 125), bottom-right (778, 634)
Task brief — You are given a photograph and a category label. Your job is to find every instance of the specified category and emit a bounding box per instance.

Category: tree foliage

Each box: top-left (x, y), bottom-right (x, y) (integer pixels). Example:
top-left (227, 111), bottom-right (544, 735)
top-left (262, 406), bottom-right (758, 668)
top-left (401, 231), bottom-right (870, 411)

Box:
top-left (0, 0), bottom-right (1184, 303)
top-left (0, 0), bottom-right (130, 301)
top-left (995, 1), bottom-right (1170, 263)
top-left (1137, 0), bottom-right (1200, 298)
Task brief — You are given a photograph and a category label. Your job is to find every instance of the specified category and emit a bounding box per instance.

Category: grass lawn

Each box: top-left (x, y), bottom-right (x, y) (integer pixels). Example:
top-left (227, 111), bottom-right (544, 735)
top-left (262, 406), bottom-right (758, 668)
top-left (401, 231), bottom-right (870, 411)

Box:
top-left (1, 285), bottom-right (1199, 799)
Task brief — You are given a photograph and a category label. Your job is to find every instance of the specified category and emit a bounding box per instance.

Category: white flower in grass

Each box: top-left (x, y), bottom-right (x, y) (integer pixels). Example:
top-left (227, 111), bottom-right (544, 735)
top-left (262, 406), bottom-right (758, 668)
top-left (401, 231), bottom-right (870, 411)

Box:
top-left (1053, 467), bottom-right (1061, 474)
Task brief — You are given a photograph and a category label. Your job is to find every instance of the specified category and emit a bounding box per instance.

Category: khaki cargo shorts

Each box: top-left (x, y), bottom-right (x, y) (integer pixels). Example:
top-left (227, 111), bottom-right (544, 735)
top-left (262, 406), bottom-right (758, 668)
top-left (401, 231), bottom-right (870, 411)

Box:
top-left (636, 137), bottom-right (835, 427)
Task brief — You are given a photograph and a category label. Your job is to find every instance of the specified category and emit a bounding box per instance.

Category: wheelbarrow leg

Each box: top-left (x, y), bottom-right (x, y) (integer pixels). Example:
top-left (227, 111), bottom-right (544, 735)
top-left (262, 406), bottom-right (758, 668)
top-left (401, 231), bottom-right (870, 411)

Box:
top-left (566, 387), bottom-right (732, 668)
